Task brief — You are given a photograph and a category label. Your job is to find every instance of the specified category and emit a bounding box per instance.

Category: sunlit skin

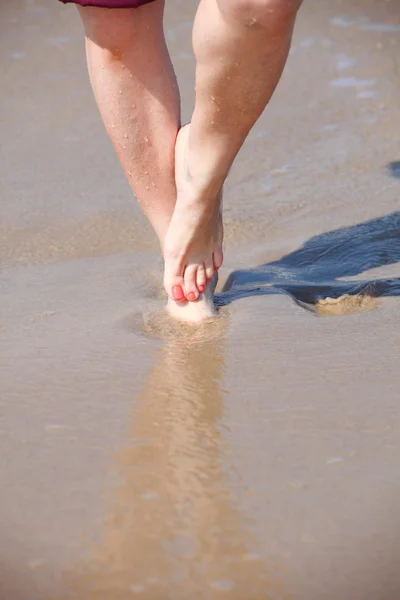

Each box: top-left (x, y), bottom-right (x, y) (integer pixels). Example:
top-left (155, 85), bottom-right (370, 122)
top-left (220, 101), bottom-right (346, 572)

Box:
top-left (78, 0), bottom-right (302, 321)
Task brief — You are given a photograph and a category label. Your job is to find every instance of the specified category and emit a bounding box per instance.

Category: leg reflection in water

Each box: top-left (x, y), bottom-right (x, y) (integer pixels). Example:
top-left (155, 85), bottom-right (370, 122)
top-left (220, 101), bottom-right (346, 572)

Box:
top-left (66, 337), bottom-right (282, 599)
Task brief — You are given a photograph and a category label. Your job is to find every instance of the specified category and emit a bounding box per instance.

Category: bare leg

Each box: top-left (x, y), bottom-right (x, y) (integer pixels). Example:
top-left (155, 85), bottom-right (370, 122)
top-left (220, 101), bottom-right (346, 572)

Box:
top-left (78, 2), bottom-right (220, 320)
top-left (163, 0), bottom-right (302, 301)
top-left (78, 1), bottom-right (179, 245)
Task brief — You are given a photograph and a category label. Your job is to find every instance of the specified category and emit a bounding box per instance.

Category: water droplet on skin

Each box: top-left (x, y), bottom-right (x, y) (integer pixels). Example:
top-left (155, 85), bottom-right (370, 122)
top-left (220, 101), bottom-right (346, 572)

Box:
top-left (210, 580), bottom-right (235, 592)
top-left (129, 584), bottom-right (145, 593)
top-left (243, 552), bottom-right (261, 561)
top-left (141, 491), bottom-right (159, 500)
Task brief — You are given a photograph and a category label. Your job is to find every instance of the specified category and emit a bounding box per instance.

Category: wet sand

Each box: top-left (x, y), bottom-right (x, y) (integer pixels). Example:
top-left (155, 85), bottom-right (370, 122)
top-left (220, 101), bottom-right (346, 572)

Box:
top-left (1, 0), bottom-right (400, 598)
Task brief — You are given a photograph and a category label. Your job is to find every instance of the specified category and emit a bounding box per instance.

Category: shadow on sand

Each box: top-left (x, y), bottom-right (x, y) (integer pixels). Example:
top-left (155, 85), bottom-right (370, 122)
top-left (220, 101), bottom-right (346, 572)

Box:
top-left (218, 212), bottom-right (400, 315)
top-left (388, 162), bottom-right (400, 179)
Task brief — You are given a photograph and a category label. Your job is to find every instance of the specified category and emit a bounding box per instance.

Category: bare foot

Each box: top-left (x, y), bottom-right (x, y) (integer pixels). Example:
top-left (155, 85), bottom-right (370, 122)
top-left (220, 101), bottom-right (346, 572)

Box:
top-left (163, 123), bottom-right (224, 303)
top-left (166, 273), bottom-right (218, 323)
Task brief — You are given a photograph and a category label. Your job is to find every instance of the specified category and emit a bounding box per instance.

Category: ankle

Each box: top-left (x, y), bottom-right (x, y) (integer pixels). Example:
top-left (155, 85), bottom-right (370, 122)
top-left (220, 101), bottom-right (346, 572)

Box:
top-left (183, 150), bottom-right (225, 196)
top-left (185, 169), bottom-right (224, 201)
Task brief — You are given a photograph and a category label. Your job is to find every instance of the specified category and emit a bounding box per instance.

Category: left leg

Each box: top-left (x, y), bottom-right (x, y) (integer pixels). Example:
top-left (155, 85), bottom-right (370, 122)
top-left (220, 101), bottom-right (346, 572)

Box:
top-left (78, 1), bottom-right (180, 245)
top-left (164, 0), bottom-right (302, 301)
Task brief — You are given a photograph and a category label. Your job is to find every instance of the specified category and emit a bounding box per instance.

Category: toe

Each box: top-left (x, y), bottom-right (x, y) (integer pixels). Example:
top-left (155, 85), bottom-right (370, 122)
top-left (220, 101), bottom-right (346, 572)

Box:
top-left (164, 258), bottom-right (185, 301)
top-left (205, 258), bottom-right (215, 282)
top-left (213, 249), bottom-right (224, 271)
top-left (171, 284), bottom-right (185, 301)
top-left (196, 265), bottom-right (207, 293)
top-left (184, 265), bottom-right (200, 302)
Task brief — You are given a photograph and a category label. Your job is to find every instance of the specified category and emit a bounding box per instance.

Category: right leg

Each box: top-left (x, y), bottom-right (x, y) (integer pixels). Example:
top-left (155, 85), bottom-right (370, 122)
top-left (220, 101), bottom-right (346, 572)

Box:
top-left (163, 0), bottom-right (301, 302)
top-left (78, 1), bottom-right (180, 247)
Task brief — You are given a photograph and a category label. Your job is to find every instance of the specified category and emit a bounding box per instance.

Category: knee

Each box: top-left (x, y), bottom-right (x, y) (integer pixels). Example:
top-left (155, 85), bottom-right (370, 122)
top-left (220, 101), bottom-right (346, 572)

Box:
top-left (218, 0), bottom-right (302, 29)
top-left (78, 7), bottom-right (149, 57)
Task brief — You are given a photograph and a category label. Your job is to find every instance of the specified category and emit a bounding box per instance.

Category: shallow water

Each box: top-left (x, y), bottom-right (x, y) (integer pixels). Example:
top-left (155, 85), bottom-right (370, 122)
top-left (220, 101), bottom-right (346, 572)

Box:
top-left (1, 0), bottom-right (400, 599)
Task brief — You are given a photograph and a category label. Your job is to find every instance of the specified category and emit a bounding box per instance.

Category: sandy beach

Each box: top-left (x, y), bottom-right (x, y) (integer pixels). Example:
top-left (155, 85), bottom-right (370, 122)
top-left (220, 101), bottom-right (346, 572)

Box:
top-left (1, 0), bottom-right (400, 598)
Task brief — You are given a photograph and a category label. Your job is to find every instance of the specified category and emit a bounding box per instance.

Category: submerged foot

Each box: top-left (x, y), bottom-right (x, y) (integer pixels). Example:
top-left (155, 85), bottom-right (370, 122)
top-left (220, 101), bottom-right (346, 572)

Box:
top-left (163, 123), bottom-right (224, 305)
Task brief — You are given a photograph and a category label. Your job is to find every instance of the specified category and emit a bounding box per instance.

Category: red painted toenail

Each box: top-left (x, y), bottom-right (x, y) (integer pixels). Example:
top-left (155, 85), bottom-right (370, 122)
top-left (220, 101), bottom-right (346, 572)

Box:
top-left (172, 285), bottom-right (185, 301)
top-left (187, 292), bottom-right (197, 302)
top-left (198, 285), bottom-right (205, 293)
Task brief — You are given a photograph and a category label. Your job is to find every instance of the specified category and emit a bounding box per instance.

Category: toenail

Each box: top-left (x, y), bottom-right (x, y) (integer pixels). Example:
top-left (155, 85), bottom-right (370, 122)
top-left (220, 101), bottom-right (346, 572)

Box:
top-left (172, 285), bottom-right (185, 301)
top-left (187, 292), bottom-right (197, 302)
top-left (198, 285), bottom-right (205, 293)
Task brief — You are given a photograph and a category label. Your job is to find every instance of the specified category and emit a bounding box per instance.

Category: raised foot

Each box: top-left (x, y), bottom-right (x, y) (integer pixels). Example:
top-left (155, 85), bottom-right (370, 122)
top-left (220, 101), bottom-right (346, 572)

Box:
top-left (163, 123), bottom-right (224, 303)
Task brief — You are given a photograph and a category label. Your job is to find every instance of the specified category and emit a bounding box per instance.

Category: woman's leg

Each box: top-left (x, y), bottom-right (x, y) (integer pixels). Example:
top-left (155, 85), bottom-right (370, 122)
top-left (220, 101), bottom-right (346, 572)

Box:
top-left (78, 1), bottom-right (220, 316)
top-left (78, 1), bottom-right (180, 245)
top-left (163, 0), bottom-right (302, 301)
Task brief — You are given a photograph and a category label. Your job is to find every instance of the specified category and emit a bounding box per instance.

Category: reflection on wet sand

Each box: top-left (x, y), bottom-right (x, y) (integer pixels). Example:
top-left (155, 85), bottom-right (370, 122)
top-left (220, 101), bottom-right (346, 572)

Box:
top-left (66, 336), bottom-right (282, 599)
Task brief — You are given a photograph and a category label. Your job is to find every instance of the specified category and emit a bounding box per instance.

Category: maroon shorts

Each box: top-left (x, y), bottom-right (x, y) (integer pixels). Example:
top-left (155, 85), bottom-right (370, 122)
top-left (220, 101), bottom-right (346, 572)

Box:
top-left (59, 0), bottom-right (156, 7)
